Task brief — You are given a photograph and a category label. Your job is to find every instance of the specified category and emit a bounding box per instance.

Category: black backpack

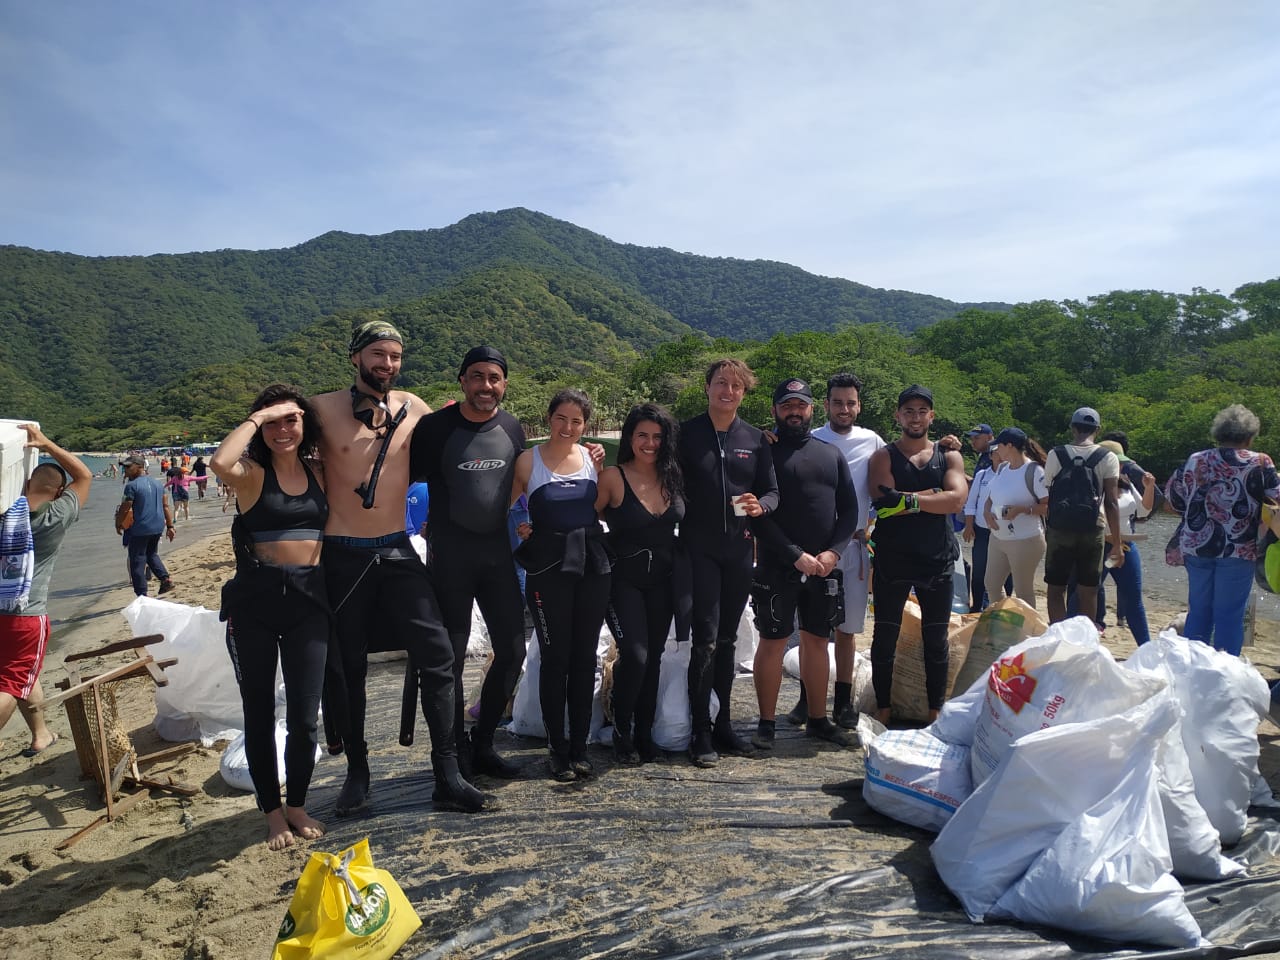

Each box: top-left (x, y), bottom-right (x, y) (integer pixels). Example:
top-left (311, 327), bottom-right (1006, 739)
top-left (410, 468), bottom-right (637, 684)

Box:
top-left (1047, 446), bottom-right (1108, 532)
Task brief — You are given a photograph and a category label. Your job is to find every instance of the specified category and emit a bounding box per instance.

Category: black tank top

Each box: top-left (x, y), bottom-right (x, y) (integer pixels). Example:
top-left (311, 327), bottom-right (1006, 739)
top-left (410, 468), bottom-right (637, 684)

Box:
top-left (871, 443), bottom-right (958, 580)
top-left (605, 469), bottom-right (684, 554)
top-left (239, 461), bottom-right (327, 543)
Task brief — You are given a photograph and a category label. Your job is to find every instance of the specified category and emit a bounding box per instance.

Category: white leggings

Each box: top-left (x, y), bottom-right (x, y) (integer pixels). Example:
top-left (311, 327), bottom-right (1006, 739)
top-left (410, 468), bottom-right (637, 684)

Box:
top-left (984, 531), bottom-right (1046, 610)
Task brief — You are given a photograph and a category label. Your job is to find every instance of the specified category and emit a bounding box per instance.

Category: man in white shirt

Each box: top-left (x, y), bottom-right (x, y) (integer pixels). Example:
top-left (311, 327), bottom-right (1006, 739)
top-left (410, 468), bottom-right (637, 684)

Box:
top-left (785, 373), bottom-right (885, 730)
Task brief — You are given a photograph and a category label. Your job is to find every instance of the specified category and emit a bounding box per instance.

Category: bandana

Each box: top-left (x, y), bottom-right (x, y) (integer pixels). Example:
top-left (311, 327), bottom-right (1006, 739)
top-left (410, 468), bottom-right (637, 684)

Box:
top-left (348, 319), bottom-right (404, 356)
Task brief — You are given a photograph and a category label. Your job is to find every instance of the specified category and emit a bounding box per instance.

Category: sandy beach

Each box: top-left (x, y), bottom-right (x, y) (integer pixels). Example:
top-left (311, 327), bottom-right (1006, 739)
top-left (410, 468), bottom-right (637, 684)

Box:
top-left (2, 518), bottom-right (1278, 959)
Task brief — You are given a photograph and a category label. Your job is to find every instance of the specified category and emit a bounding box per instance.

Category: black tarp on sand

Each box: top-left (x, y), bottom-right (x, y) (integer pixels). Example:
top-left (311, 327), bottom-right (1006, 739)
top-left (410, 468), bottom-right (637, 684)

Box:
top-left (305, 659), bottom-right (1280, 960)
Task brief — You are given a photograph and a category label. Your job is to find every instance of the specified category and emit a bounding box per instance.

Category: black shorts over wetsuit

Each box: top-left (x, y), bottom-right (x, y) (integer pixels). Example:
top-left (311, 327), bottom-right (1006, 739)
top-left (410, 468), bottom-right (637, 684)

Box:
top-left (677, 414), bottom-right (779, 735)
top-left (221, 461), bottom-right (329, 813)
top-left (604, 470), bottom-right (684, 745)
top-left (870, 443), bottom-right (959, 711)
top-left (751, 431), bottom-right (858, 639)
top-left (411, 406), bottom-right (527, 751)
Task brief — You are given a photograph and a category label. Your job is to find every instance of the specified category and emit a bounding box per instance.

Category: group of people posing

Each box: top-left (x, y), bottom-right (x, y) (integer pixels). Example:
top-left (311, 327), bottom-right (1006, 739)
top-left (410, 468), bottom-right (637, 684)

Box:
top-left (208, 318), bottom-right (1279, 851)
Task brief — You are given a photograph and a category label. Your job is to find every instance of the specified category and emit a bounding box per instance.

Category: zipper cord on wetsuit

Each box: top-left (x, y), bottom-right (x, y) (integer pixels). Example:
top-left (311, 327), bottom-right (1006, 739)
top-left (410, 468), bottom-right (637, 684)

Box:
top-left (332, 552), bottom-right (380, 614)
top-left (716, 425), bottom-right (728, 534)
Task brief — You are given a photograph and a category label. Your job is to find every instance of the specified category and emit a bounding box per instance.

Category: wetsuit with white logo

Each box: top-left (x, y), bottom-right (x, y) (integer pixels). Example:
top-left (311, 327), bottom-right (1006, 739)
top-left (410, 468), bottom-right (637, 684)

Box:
top-left (411, 406), bottom-right (527, 753)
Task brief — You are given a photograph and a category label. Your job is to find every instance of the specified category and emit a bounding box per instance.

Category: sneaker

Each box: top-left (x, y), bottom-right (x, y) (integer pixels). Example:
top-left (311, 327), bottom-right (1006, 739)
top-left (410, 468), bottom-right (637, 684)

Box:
top-left (806, 716), bottom-right (856, 747)
top-left (158, 579), bottom-right (176, 595)
top-left (712, 725), bottom-right (756, 757)
top-left (688, 730), bottom-right (719, 768)
top-left (751, 720), bottom-right (775, 751)
top-left (833, 702), bottom-right (860, 730)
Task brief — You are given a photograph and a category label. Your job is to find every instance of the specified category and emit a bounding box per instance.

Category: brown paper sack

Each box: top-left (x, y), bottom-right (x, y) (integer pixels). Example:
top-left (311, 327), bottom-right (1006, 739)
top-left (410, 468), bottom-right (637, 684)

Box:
top-left (950, 595), bottom-right (1048, 695)
top-left (888, 601), bottom-right (970, 722)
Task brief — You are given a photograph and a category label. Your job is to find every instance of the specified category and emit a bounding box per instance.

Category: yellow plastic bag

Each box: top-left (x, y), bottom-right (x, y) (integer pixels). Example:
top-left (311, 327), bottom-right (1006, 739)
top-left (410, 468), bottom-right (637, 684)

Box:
top-left (273, 837), bottom-right (421, 960)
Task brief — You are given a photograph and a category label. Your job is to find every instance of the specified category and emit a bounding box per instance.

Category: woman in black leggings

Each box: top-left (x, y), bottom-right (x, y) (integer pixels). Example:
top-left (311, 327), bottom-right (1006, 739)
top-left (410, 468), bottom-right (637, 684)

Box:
top-left (598, 404), bottom-right (684, 763)
top-left (212, 384), bottom-right (329, 850)
top-left (511, 389), bottom-right (612, 782)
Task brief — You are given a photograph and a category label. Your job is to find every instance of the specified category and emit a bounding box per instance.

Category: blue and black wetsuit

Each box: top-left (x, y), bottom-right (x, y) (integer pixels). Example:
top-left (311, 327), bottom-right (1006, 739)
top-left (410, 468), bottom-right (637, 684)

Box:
top-left (411, 405), bottom-right (527, 754)
top-left (516, 446), bottom-right (612, 765)
top-left (604, 469), bottom-right (684, 753)
top-left (221, 460), bottom-right (329, 814)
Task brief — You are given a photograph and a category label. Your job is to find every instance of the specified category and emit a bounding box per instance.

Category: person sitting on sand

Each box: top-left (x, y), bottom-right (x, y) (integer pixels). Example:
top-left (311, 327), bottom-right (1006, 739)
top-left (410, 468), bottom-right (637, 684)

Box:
top-left (211, 385), bottom-right (330, 850)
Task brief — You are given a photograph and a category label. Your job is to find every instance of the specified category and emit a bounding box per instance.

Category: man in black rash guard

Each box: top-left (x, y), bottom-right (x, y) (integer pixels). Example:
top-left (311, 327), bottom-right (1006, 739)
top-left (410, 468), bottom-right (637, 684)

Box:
top-left (410, 346), bottom-right (528, 779)
top-left (678, 358), bottom-right (779, 767)
top-left (750, 378), bottom-right (859, 749)
top-left (865, 384), bottom-right (968, 725)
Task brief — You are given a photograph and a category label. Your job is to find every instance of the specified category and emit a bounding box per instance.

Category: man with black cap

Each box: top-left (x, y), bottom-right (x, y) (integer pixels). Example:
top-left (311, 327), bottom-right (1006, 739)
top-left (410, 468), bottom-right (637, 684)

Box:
top-left (310, 319), bottom-right (487, 815)
top-left (1042, 406), bottom-right (1123, 625)
top-left (749, 378), bottom-right (859, 749)
top-left (410, 346), bottom-right (528, 779)
top-left (865, 385), bottom-right (968, 724)
top-left (966, 423), bottom-right (994, 473)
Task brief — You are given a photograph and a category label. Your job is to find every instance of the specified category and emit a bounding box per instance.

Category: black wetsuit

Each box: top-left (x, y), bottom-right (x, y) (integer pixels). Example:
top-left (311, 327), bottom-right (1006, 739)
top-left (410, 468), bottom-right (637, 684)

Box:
top-left (221, 461), bottom-right (329, 813)
top-left (604, 470), bottom-right (684, 748)
top-left (516, 448), bottom-right (612, 764)
top-left (410, 406), bottom-right (527, 753)
top-left (751, 432), bottom-right (858, 638)
top-left (677, 414), bottom-right (779, 736)
top-left (870, 443), bottom-right (959, 711)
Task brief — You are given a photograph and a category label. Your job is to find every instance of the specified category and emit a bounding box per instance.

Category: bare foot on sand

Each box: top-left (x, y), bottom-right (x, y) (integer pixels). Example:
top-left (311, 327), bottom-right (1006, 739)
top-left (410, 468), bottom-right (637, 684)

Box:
top-left (265, 809), bottom-right (295, 851)
top-left (285, 805), bottom-right (326, 841)
top-left (875, 707), bottom-right (891, 725)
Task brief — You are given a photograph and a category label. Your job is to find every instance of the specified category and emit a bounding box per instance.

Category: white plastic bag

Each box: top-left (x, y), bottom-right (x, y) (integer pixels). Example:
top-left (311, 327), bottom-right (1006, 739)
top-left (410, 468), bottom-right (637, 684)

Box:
top-left (652, 637), bottom-right (693, 751)
top-left (783, 646), bottom-right (876, 715)
top-left (218, 719), bottom-right (324, 794)
top-left (970, 616), bottom-right (1164, 786)
top-left (1130, 630), bottom-right (1270, 846)
top-left (859, 714), bottom-right (971, 832)
top-left (933, 694), bottom-right (1179, 923)
top-left (1122, 647), bottom-right (1244, 880)
top-left (123, 596), bottom-right (245, 743)
top-left (987, 707), bottom-right (1205, 948)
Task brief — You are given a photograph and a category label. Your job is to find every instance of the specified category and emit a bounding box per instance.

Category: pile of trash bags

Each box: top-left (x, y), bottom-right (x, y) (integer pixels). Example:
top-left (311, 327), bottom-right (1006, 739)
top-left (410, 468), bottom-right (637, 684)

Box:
top-left (860, 615), bottom-right (1275, 949)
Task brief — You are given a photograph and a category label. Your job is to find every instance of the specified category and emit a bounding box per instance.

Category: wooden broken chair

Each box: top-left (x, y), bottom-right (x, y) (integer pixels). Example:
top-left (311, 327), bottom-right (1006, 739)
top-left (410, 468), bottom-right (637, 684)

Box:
top-left (44, 634), bottom-right (198, 849)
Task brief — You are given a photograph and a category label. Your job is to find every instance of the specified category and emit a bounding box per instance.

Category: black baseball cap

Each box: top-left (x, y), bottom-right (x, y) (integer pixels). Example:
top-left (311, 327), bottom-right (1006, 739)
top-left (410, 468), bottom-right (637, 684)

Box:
top-left (898, 384), bottom-right (933, 408)
top-left (773, 378), bottom-right (814, 405)
top-left (459, 345), bottom-right (508, 378)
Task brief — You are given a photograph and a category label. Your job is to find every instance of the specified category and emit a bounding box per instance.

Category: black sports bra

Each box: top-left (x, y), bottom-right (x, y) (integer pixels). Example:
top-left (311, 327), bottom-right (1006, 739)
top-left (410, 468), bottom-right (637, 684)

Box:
top-left (238, 461), bottom-right (327, 543)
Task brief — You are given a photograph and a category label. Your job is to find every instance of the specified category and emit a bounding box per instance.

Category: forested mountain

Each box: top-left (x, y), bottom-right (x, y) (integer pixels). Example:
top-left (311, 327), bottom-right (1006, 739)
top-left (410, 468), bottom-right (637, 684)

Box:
top-left (0, 208), bottom-right (997, 435)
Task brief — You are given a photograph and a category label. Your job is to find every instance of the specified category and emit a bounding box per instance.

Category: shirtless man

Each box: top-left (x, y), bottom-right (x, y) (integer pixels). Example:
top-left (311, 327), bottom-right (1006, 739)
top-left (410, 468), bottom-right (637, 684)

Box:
top-left (312, 319), bottom-right (486, 815)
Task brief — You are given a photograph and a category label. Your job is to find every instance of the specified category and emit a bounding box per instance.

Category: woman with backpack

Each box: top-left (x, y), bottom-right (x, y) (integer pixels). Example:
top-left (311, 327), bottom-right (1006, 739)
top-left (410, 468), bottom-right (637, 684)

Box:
top-left (1167, 404), bottom-right (1279, 656)
top-left (981, 427), bottom-right (1049, 609)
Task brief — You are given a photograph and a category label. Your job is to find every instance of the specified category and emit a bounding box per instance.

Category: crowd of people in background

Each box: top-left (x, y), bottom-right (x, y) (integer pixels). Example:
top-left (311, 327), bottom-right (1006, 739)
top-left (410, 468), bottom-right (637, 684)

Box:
top-left (6, 317), bottom-right (1278, 853)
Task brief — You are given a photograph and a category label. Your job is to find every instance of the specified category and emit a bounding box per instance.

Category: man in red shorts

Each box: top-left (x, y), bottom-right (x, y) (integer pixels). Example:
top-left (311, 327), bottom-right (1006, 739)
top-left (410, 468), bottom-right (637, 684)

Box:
top-left (0, 424), bottom-right (92, 755)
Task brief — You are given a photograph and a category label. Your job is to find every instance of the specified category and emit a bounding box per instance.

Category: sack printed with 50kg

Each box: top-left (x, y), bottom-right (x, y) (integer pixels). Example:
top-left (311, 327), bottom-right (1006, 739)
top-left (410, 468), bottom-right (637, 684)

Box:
top-left (273, 838), bottom-right (421, 960)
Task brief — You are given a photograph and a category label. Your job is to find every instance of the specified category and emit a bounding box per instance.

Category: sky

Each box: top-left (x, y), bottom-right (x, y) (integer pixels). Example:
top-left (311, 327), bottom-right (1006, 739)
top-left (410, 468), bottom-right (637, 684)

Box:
top-left (2, 1), bottom-right (1277, 304)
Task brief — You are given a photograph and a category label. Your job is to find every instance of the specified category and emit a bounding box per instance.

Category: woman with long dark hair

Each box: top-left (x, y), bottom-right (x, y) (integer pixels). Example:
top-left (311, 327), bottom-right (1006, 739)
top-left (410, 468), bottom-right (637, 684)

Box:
top-left (597, 403), bottom-right (684, 763)
top-left (511, 389), bottom-right (613, 781)
top-left (211, 384), bottom-right (329, 850)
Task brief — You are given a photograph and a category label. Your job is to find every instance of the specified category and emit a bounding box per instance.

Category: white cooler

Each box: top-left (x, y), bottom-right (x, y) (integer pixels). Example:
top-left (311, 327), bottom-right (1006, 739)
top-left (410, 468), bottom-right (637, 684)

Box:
top-left (0, 419), bottom-right (40, 514)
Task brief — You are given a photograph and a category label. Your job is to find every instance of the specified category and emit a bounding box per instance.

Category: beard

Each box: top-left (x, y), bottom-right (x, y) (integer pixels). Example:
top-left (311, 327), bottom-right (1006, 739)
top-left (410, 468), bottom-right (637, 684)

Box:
top-left (359, 363), bottom-right (395, 395)
top-left (901, 424), bottom-right (929, 440)
top-left (776, 414), bottom-right (812, 441)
